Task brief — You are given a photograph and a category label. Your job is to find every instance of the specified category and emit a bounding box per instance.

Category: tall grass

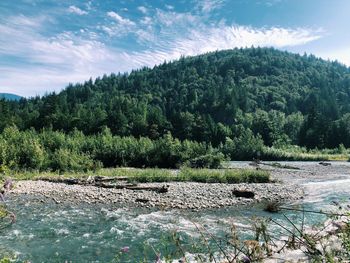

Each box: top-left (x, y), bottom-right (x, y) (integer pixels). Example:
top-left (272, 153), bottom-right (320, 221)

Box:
top-left (11, 168), bottom-right (271, 184)
top-left (177, 168), bottom-right (270, 184)
top-left (261, 146), bottom-right (350, 161)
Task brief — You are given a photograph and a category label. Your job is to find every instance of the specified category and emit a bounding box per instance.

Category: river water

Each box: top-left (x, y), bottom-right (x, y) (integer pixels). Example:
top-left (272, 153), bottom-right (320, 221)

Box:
top-left (1, 162), bottom-right (350, 262)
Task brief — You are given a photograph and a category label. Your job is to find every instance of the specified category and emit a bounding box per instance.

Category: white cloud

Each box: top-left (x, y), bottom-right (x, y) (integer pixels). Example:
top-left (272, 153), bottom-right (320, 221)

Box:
top-left (140, 16), bottom-right (153, 25)
top-left (124, 25), bottom-right (324, 69)
top-left (0, 14), bottom-right (326, 97)
top-left (107, 11), bottom-right (135, 26)
top-left (85, 1), bottom-right (93, 11)
top-left (260, 0), bottom-right (283, 7)
top-left (156, 9), bottom-right (198, 27)
top-left (68, 5), bottom-right (88, 15)
top-left (137, 6), bottom-right (148, 14)
top-left (196, 0), bottom-right (225, 13)
top-left (135, 29), bottom-right (156, 44)
top-left (165, 5), bottom-right (174, 10)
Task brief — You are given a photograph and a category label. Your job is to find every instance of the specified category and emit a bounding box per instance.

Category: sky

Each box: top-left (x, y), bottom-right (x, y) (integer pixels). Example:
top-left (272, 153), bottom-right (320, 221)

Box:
top-left (1, 0), bottom-right (350, 97)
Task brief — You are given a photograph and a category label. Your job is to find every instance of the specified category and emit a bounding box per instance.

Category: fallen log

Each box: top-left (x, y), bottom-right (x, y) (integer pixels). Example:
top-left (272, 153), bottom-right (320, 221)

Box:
top-left (39, 177), bottom-right (169, 193)
top-left (126, 185), bottom-right (169, 193)
top-left (319, 161), bottom-right (331, 166)
top-left (232, 189), bottom-right (255, 199)
top-left (135, 198), bottom-right (150, 203)
top-left (95, 183), bottom-right (169, 193)
top-left (94, 183), bottom-right (136, 189)
top-left (92, 176), bottom-right (129, 182)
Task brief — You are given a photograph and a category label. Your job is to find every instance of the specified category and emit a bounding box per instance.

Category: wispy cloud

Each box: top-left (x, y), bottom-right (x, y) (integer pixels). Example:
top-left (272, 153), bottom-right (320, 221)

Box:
top-left (0, 12), bottom-right (325, 96)
top-left (128, 25), bottom-right (323, 68)
top-left (107, 11), bottom-right (135, 26)
top-left (196, 0), bottom-right (225, 13)
top-left (140, 16), bottom-right (153, 25)
top-left (137, 6), bottom-right (148, 14)
top-left (165, 4), bottom-right (174, 10)
top-left (156, 9), bottom-right (198, 27)
top-left (259, 0), bottom-right (283, 7)
top-left (68, 5), bottom-right (88, 15)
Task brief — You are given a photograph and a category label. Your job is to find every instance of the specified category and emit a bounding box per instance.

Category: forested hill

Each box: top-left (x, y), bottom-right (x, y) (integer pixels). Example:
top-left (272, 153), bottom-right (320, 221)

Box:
top-left (0, 93), bottom-right (22, 101)
top-left (2, 47), bottom-right (350, 149)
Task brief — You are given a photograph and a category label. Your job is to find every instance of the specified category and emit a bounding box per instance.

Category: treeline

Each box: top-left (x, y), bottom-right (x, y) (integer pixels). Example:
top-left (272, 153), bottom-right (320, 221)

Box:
top-left (0, 126), bottom-right (227, 172)
top-left (1, 47), bottom-right (350, 151)
top-left (1, 126), bottom-right (348, 173)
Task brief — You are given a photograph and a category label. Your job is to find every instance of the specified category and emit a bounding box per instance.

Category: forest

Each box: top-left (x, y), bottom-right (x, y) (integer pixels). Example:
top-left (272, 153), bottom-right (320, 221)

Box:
top-left (1, 47), bottom-right (350, 171)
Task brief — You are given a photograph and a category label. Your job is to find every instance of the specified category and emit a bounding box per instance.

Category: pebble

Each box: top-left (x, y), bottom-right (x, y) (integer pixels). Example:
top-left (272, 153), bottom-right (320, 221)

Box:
top-left (9, 179), bottom-right (303, 210)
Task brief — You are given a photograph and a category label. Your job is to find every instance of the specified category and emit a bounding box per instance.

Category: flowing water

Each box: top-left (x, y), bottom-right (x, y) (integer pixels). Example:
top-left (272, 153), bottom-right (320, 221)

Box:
top-left (1, 162), bottom-right (350, 262)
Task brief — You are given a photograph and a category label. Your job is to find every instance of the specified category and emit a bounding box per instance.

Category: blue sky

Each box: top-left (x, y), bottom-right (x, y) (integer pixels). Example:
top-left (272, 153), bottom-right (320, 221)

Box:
top-left (1, 0), bottom-right (349, 97)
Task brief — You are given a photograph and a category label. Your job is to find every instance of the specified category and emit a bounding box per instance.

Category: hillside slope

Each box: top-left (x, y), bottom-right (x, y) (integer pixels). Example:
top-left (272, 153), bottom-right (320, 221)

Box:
top-left (1, 47), bottom-right (350, 149)
top-left (0, 93), bottom-right (22, 101)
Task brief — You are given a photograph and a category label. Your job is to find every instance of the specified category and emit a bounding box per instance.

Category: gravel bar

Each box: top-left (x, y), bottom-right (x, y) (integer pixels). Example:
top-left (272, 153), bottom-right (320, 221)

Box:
top-left (9, 180), bottom-right (303, 210)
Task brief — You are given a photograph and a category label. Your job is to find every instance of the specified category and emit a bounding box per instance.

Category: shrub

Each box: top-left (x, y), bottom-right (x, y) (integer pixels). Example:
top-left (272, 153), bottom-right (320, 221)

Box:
top-left (222, 127), bottom-right (265, 160)
top-left (188, 153), bottom-right (225, 169)
top-left (50, 149), bottom-right (101, 172)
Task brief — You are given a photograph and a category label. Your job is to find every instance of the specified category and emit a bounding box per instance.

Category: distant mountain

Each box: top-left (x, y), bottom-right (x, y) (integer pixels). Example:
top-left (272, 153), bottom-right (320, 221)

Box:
top-left (0, 93), bottom-right (22, 101)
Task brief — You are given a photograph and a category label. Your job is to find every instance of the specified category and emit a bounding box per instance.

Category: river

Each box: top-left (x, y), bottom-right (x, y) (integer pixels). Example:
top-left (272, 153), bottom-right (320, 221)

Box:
top-left (1, 161), bottom-right (349, 262)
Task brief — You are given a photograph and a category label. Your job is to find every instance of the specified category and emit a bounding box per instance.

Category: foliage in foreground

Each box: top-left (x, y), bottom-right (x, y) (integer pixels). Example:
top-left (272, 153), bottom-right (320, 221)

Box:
top-left (112, 206), bottom-right (350, 262)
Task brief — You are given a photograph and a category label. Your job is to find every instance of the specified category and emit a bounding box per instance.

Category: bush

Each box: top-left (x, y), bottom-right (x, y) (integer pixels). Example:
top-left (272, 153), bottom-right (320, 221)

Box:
top-left (50, 149), bottom-right (101, 172)
top-left (0, 127), bottom-right (46, 170)
top-left (188, 153), bottom-right (225, 168)
top-left (222, 126), bottom-right (265, 160)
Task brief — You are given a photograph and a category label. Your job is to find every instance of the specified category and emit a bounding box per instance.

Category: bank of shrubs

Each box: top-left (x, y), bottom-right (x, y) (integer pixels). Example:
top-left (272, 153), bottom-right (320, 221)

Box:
top-left (0, 126), bottom-right (348, 173)
top-left (0, 126), bottom-right (225, 172)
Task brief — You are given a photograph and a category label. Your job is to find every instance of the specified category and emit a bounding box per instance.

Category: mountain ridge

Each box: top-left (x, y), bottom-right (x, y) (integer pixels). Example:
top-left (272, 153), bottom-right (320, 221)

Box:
top-left (1, 47), bottom-right (350, 149)
top-left (0, 93), bottom-right (22, 101)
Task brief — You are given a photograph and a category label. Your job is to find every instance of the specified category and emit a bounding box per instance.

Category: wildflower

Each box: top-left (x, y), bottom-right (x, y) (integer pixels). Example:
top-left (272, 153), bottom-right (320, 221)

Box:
top-left (120, 246), bottom-right (129, 253)
top-left (241, 255), bottom-right (251, 263)
top-left (155, 253), bottom-right (162, 263)
top-left (4, 179), bottom-right (13, 191)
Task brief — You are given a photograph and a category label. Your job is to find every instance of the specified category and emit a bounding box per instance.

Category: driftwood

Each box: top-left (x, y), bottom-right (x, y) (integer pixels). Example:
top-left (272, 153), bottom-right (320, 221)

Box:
top-left (319, 161), bottom-right (331, 166)
top-left (135, 198), bottom-right (150, 203)
top-left (91, 176), bottom-right (129, 182)
top-left (39, 177), bottom-right (169, 193)
top-left (232, 189), bottom-right (255, 199)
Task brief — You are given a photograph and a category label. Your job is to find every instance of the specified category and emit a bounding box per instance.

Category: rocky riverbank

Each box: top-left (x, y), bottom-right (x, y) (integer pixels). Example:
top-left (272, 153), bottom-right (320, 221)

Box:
top-left (9, 179), bottom-right (303, 209)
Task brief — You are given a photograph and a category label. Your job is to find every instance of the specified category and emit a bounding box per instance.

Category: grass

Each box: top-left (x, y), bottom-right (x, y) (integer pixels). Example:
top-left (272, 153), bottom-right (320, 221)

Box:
top-left (262, 146), bottom-right (350, 161)
top-left (8, 167), bottom-right (271, 184)
top-left (177, 168), bottom-right (270, 184)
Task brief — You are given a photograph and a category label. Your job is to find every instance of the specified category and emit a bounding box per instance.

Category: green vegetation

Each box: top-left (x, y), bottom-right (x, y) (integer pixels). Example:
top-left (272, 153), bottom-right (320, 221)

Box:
top-left (0, 126), bottom-right (224, 171)
top-left (0, 48), bottom-right (350, 171)
top-left (10, 167), bottom-right (270, 184)
top-left (0, 93), bottom-right (22, 101)
top-left (177, 168), bottom-right (270, 184)
top-left (124, 168), bottom-right (270, 184)
top-left (1, 48), bottom-right (350, 149)
top-left (261, 145), bottom-right (350, 161)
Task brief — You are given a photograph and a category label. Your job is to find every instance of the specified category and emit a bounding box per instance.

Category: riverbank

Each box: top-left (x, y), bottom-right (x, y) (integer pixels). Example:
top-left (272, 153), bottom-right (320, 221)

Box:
top-left (8, 161), bottom-right (349, 210)
top-left (9, 180), bottom-right (302, 209)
